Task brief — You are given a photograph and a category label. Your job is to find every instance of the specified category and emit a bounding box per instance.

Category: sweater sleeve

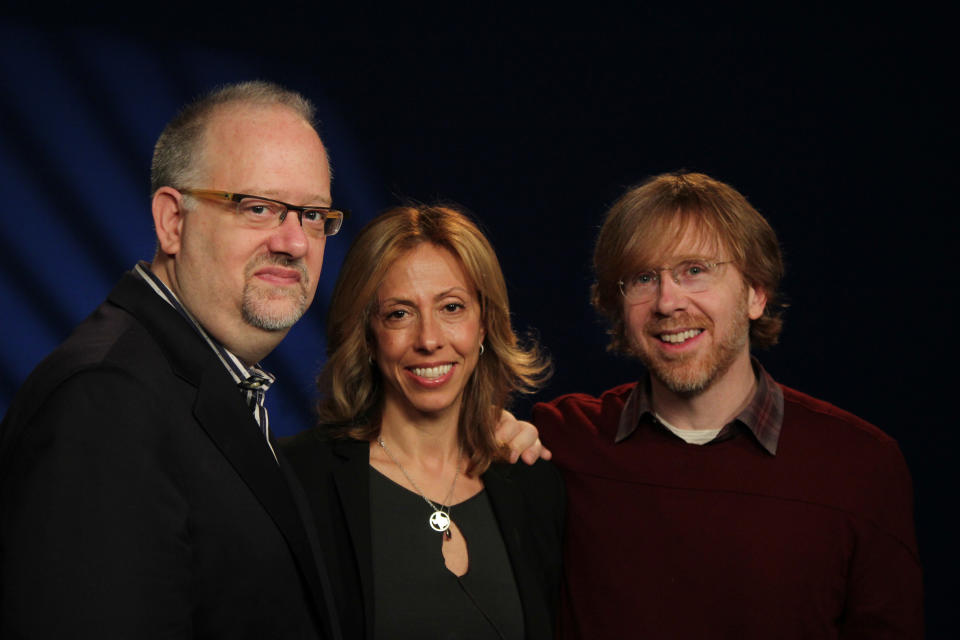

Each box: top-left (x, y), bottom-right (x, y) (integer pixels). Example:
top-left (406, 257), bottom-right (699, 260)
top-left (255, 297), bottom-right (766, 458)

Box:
top-left (840, 440), bottom-right (923, 639)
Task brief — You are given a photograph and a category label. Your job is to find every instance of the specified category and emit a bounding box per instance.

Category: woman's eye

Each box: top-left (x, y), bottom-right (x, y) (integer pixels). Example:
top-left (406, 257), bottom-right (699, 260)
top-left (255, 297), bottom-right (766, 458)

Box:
top-left (443, 303), bottom-right (465, 313)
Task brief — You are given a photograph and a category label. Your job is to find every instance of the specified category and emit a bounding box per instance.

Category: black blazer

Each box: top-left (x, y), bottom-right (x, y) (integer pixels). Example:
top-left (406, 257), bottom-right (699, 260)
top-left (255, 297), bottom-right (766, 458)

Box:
top-left (0, 272), bottom-right (340, 639)
top-left (281, 429), bottom-right (565, 640)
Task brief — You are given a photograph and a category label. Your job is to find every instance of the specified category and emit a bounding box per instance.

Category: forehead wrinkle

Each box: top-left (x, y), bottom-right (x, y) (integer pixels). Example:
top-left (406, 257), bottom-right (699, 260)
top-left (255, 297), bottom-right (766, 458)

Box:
top-left (379, 285), bottom-right (471, 307)
top-left (378, 296), bottom-right (412, 307)
top-left (434, 286), bottom-right (470, 299)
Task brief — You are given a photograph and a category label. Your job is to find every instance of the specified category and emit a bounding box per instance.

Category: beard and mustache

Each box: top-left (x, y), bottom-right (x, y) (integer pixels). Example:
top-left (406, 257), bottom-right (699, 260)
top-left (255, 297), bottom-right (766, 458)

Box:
top-left (241, 254), bottom-right (310, 331)
top-left (630, 290), bottom-right (751, 396)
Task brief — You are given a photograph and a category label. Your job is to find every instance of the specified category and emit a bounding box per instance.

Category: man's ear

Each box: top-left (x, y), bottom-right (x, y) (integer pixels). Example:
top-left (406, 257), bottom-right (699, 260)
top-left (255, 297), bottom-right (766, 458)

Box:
top-left (747, 284), bottom-right (768, 321)
top-left (152, 187), bottom-right (185, 255)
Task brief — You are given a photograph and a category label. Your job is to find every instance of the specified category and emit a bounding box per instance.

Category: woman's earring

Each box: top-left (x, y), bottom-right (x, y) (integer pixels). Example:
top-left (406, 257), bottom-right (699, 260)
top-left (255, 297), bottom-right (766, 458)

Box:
top-left (479, 342), bottom-right (485, 356)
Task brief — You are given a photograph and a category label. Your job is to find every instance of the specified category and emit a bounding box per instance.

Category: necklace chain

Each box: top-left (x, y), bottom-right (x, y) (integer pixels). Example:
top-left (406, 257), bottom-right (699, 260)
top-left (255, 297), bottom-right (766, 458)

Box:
top-left (377, 436), bottom-right (462, 537)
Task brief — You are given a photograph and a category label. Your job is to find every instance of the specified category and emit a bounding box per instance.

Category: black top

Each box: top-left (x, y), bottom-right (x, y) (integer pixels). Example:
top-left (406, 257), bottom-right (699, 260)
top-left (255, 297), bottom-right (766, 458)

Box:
top-left (369, 468), bottom-right (524, 640)
top-left (278, 434), bottom-right (564, 640)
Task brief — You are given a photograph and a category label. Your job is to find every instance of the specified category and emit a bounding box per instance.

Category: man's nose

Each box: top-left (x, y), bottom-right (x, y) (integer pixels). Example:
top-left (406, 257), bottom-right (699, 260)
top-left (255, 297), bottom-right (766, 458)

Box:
top-left (267, 210), bottom-right (310, 257)
top-left (653, 270), bottom-right (687, 315)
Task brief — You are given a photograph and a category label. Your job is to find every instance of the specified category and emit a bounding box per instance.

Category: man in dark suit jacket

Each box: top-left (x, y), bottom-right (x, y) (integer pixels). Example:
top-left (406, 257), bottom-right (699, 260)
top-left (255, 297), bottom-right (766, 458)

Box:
top-left (0, 81), bottom-right (345, 639)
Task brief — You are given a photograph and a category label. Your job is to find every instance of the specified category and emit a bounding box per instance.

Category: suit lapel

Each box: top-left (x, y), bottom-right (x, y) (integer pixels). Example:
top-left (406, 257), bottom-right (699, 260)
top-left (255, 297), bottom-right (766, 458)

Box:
top-left (109, 272), bottom-right (338, 637)
top-left (192, 365), bottom-right (323, 594)
top-left (484, 464), bottom-right (553, 640)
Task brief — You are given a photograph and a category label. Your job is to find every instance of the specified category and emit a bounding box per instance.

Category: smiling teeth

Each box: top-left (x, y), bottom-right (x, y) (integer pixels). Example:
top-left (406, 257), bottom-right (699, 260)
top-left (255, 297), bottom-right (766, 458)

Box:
top-left (660, 329), bottom-right (702, 344)
top-left (412, 364), bottom-right (453, 379)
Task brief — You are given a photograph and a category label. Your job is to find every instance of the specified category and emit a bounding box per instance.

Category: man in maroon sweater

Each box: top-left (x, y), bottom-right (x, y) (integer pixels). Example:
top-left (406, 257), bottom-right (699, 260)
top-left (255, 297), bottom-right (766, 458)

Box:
top-left (533, 172), bottom-right (922, 638)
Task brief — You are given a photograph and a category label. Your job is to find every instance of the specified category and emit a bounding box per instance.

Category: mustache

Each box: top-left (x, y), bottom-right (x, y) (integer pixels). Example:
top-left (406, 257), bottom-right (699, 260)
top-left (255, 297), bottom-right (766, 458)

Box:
top-left (645, 313), bottom-right (709, 333)
top-left (246, 254), bottom-right (309, 283)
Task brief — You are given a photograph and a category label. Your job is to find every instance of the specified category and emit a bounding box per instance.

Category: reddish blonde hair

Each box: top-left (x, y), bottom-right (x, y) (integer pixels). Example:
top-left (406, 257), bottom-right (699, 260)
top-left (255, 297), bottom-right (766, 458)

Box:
top-left (592, 172), bottom-right (785, 353)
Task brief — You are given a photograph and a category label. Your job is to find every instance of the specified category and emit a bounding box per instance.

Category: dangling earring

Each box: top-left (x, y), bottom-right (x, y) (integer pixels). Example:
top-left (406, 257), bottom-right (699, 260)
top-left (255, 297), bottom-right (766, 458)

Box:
top-left (479, 342), bottom-right (485, 356)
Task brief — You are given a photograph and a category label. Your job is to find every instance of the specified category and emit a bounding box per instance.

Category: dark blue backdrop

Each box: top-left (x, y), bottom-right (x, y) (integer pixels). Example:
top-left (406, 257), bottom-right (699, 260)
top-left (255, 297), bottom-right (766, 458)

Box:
top-left (1, 6), bottom-right (952, 635)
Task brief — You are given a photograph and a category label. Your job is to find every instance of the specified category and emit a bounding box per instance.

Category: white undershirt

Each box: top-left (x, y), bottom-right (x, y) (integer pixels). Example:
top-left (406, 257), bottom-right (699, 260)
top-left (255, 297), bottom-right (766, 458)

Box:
top-left (654, 412), bottom-right (722, 445)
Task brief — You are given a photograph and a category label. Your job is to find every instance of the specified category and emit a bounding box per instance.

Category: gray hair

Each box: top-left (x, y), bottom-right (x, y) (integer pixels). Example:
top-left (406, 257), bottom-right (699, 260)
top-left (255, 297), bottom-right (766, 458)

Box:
top-left (150, 81), bottom-right (319, 194)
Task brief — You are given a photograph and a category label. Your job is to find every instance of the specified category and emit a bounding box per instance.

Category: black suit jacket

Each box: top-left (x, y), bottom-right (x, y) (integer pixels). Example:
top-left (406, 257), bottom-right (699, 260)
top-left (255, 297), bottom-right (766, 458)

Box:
top-left (280, 430), bottom-right (565, 640)
top-left (0, 272), bottom-right (340, 639)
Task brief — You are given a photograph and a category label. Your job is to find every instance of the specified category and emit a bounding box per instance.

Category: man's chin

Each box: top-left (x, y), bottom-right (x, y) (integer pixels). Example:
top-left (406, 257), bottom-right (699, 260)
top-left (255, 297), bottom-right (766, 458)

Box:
top-left (640, 353), bottom-right (714, 395)
top-left (242, 302), bottom-right (306, 332)
top-left (651, 366), bottom-right (712, 395)
top-left (242, 287), bottom-right (307, 331)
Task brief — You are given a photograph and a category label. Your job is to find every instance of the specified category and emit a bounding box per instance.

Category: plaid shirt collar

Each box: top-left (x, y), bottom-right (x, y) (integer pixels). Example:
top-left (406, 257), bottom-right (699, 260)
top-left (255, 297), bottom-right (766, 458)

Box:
top-left (614, 357), bottom-right (784, 455)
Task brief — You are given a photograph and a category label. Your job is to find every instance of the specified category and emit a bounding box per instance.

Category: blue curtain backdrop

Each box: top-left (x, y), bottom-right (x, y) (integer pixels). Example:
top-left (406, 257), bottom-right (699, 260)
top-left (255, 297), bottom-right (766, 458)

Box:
top-left (1, 7), bottom-right (952, 634)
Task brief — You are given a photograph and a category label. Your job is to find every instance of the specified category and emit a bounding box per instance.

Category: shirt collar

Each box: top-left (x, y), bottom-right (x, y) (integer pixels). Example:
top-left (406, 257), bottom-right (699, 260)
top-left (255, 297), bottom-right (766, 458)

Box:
top-left (132, 262), bottom-right (276, 391)
top-left (614, 357), bottom-right (783, 455)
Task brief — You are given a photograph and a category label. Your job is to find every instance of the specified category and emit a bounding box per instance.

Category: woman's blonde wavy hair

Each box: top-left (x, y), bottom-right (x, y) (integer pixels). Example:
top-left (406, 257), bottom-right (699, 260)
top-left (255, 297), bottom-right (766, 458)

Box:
top-left (317, 204), bottom-right (550, 474)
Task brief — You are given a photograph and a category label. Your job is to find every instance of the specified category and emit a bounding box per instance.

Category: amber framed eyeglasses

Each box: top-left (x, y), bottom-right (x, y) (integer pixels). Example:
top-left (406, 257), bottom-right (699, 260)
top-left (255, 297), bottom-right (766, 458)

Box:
top-left (180, 189), bottom-right (348, 237)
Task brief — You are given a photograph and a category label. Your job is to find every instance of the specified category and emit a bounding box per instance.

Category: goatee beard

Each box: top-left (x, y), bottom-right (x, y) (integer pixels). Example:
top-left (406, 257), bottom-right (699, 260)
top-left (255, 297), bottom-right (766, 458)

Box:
top-left (241, 255), bottom-right (309, 331)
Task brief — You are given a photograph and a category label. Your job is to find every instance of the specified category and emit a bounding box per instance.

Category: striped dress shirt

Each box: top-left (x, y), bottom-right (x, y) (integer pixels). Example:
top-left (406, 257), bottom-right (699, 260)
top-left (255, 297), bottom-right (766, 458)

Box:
top-left (134, 262), bottom-right (279, 462)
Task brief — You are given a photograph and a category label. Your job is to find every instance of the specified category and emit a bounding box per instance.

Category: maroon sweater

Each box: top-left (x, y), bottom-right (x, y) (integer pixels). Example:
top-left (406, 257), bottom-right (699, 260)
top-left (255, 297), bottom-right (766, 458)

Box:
top-left (533, 382), bottom-right (922, 639)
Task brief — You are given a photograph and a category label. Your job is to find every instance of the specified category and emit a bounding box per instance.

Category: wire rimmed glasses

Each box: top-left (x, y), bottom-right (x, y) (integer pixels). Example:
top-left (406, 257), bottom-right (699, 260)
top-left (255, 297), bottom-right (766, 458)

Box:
top-left (618, 260), bottom-right (733, 303)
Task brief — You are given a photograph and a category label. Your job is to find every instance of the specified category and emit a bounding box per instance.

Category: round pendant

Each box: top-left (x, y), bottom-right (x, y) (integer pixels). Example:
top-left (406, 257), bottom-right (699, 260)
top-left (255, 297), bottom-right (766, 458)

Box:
top-left (429, 510), bottom-right (451, 532)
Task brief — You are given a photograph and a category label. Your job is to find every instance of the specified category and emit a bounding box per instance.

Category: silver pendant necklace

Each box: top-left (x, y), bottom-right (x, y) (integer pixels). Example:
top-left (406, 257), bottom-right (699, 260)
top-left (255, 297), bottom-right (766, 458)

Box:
top-left (377, 436), bottom-right (462, 539)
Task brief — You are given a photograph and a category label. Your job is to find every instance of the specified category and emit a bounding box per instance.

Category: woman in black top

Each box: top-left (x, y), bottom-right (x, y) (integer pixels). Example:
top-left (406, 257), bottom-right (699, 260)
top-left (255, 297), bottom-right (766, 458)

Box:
top-left (282, 204), bottom-right (563, 639)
